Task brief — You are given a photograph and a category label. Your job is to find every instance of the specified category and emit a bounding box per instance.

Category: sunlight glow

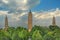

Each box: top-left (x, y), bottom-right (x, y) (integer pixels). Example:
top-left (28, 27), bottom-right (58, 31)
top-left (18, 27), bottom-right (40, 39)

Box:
top-left (2, 0), bottom-right (8, 4)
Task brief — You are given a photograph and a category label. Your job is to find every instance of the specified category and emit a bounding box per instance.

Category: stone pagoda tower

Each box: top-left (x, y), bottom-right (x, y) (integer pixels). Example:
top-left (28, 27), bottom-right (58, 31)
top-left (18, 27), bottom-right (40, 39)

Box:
top-left (52, 16), bottom-right (56, 26)
top-left (28, 10), bottom-right (32, 32)
top-left (4, 15), bottom-right (8, 31)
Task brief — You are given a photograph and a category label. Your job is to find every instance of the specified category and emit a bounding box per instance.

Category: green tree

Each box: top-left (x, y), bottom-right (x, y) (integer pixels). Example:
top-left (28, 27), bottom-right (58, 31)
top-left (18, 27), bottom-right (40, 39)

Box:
top-left (43, 31), bottom-right (55, 40)
top-left (18, 29), bottom-right (28, 40)
top-left (49, 25), bottom-right (59, 31)
top-left (0, 30), bottom-right (11, 40)
top-left (32, 30), bottom-right (43, 40)
top-left (54, 29), bottom-right (60, 40)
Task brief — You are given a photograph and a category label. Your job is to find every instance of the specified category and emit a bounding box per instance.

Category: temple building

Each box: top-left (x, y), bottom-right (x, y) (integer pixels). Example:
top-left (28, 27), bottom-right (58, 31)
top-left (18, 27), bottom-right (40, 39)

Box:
top-left (28, 10), bottom-right (32, 32)
top-left (4, 15), bottom-right (8, 31)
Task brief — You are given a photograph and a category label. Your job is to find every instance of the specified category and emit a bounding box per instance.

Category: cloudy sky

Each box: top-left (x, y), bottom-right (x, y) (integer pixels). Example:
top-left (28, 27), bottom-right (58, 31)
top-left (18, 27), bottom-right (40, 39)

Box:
top-left (0, 0), bottom-right (60, 28)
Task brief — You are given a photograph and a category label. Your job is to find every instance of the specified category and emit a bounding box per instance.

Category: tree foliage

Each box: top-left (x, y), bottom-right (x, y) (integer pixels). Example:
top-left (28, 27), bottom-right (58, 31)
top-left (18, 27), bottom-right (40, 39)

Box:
top-left (0, 25), bottom-right (60, 40)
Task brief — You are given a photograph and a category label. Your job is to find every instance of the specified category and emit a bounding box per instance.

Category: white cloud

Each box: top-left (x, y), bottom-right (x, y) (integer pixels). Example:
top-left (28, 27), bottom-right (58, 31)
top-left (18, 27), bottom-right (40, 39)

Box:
top-left (0, 10), bottom-right (27, 21)
top-left (1, 0), bottom-right (40, 10)
top-left (16, 0), bottom-right (40, 10)
top-left (33, 8), bottom-right (60, 19)
top-left (0, 10), bottom-right (28, 23)
top-left (0, 11), bottom-right (8, 15)
top-left (0, 11), bottom-right (14, 16)
top-left (11, 12), bottom-right (27, 21)
top-left (2, 0), bottom-right (8, 4)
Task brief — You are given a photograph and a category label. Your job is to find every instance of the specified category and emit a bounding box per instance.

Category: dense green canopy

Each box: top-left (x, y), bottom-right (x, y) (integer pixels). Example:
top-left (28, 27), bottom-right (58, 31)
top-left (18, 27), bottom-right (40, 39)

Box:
top-left (0, 25), bottom-right (60, 40)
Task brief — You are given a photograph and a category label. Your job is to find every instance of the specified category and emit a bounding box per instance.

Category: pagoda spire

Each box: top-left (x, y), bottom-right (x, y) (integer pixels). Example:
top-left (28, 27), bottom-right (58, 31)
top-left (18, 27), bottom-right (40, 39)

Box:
top-left (28, 10), bottom-right (32, 32)
top-left (4, 15), bottom-right (8, 31)
top-left (52, 16), bottom-right (56, 26)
